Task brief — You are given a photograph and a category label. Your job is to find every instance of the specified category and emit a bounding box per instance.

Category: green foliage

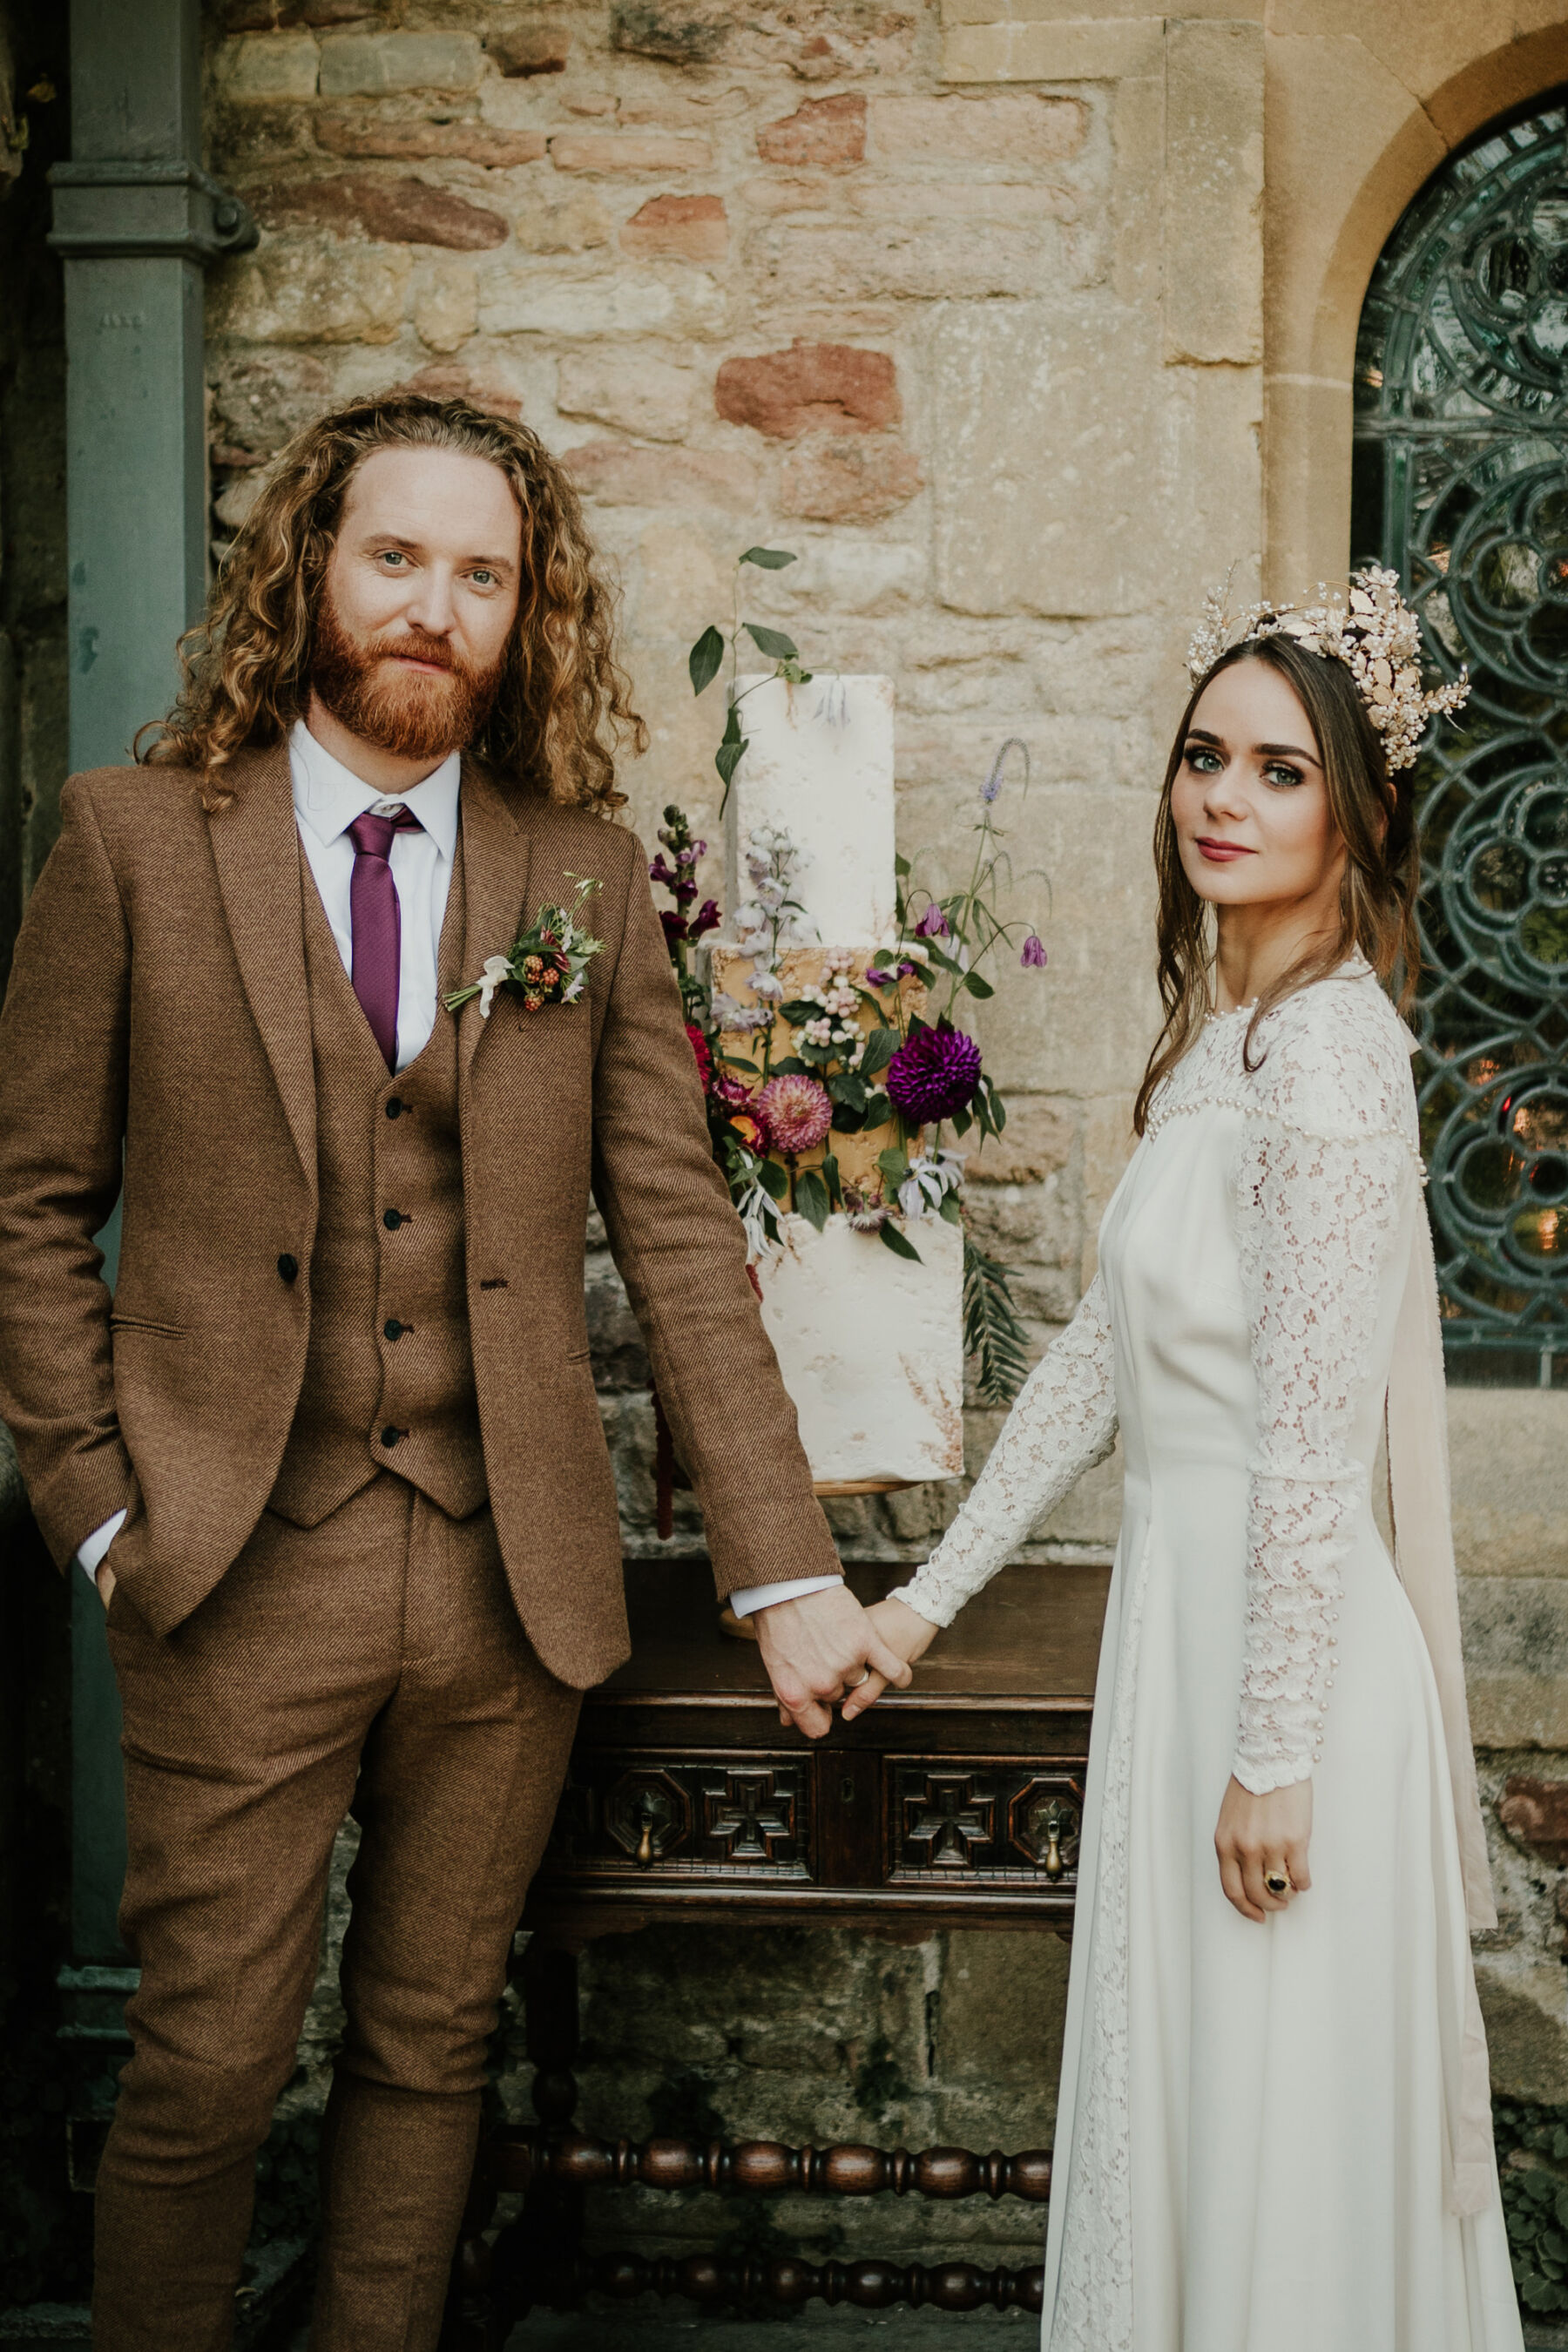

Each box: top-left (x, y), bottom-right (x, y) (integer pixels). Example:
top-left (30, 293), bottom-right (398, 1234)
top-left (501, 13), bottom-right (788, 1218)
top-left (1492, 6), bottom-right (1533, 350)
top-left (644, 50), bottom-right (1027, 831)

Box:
top-left (794, 1167), bottom-right (831, 1232)
top-left (878, 1221), bottom-right (923, 1263)
top-left (963, 1233), bottom-right (1031, 1404)
top-left (1496, 2098), bottom-right (1568, 2315)
top-left (687, 546), bottom-right (813, 812)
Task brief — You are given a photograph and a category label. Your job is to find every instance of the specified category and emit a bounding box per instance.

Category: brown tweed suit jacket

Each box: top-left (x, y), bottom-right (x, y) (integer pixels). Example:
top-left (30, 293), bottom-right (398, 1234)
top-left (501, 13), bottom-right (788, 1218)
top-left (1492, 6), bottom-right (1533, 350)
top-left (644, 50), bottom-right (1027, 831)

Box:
top-left (0, 740), bottom-right (839, 1683)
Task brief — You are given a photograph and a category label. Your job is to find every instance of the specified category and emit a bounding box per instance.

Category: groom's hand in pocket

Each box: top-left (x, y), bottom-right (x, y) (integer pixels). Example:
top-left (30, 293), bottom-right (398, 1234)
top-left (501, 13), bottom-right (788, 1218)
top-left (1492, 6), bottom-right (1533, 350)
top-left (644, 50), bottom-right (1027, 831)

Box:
top-left (755, 1585), bottom-right (912, 1739)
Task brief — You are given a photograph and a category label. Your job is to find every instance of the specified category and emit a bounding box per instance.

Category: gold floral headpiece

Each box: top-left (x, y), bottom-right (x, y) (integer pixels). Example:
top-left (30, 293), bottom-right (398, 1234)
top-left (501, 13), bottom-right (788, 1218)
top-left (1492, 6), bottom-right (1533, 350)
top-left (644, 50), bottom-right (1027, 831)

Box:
top-left (1185, 565), bottom-right (1470, 773)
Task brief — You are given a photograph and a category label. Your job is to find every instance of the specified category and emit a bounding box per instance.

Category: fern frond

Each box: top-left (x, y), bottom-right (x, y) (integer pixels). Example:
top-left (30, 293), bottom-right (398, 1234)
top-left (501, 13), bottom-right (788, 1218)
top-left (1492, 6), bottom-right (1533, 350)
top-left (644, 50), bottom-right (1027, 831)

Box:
top-left (962, 1233), bottom-right (1031, 1405)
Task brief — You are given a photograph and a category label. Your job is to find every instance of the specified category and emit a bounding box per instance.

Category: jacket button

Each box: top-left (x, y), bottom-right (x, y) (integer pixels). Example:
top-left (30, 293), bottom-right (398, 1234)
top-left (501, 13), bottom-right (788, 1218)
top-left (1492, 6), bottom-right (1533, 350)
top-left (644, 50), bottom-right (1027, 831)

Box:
top-left (380, 1425), bottom-right (402, 1449)
top-left (384, 1319), bottom-right (404, 1342)
top-left (277, 1254), bottom-right (299, 1283)
top-left (385, 1097), bottom-right (404, 1119)
top-left (382, 1208), bottom-right (405, 1231)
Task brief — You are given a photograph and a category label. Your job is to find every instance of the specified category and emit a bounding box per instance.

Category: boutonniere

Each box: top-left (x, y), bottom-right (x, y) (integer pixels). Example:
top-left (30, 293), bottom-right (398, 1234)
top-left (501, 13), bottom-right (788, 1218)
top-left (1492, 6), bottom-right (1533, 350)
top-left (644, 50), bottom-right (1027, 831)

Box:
top-left (445, 874), bottom-right (605, 1019)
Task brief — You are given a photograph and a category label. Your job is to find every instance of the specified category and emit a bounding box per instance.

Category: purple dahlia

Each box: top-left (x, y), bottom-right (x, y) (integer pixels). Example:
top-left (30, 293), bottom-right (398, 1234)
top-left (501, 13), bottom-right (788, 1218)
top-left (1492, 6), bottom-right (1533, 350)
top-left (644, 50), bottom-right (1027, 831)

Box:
top-left (886, 1022), bottom-right (983, 1125)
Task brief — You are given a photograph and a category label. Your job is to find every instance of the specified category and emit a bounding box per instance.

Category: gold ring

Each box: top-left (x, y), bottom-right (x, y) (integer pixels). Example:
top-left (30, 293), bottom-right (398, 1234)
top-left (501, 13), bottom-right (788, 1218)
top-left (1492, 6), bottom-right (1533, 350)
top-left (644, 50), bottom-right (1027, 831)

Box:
top-left (1264, 1869), bottom-right (1290, 1896)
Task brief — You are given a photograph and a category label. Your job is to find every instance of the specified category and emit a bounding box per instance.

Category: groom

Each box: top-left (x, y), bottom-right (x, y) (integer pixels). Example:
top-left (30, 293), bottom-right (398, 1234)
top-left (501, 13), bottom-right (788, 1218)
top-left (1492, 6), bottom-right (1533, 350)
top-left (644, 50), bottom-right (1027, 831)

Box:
top-left (0, 391), bottom-right (907, 2350)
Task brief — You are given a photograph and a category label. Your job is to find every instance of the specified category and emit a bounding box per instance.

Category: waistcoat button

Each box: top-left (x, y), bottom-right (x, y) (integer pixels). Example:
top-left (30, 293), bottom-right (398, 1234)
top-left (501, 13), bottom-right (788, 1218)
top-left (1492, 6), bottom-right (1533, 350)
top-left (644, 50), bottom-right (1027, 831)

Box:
top-left (381, 1425), bottom-right (402, 1448)
top-left (385, 1097), bottom-right (404, 1119)
top-left (382, 1208), bottom-right (405, 1231)
top-left (384, 1319), bottom-right (404, 1342)
top-left (277, 1253), bottom-right (299, 1282)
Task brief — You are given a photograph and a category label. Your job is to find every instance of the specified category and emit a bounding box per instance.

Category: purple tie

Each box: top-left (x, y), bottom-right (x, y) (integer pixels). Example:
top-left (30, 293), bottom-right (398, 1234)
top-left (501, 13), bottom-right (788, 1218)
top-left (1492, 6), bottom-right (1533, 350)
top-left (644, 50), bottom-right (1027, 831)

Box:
top-left (348, 807), bottom-right (423, 1069)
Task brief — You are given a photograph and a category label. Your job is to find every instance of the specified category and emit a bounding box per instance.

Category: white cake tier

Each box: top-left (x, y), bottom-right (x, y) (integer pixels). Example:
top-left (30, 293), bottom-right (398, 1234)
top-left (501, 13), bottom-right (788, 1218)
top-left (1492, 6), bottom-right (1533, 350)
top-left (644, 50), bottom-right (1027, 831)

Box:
top-left (726, 672), bottom-right (896, 950)
top-left (754, 1211), bottom-right (964, 1488)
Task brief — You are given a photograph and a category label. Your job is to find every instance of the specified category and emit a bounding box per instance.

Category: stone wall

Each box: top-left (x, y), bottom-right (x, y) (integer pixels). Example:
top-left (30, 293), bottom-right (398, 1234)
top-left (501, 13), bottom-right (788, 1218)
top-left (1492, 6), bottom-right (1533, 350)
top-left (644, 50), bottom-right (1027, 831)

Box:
top-left (187, 0), bottom-right (1562, 2284)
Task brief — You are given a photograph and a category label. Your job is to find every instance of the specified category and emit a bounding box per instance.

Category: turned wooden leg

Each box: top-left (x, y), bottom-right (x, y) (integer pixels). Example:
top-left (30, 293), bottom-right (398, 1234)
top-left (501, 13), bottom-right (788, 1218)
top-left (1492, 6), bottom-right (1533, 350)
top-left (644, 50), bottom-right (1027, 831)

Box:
top-left (487, 1936), bottom-right (585, 2328)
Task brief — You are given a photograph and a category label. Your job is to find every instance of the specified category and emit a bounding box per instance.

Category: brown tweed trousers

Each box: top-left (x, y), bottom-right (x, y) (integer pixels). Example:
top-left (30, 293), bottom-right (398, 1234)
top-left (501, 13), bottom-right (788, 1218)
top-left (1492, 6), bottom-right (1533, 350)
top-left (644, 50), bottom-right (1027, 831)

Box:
top-left (0, 740), bottom-right (840, 2351)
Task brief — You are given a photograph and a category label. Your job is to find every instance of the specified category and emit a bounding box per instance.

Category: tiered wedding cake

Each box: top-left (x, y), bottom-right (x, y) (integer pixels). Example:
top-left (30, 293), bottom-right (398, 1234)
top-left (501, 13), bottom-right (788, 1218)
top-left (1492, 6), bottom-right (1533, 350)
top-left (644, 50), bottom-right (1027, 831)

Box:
top-left (709, 674), bottom-right (965, 1491)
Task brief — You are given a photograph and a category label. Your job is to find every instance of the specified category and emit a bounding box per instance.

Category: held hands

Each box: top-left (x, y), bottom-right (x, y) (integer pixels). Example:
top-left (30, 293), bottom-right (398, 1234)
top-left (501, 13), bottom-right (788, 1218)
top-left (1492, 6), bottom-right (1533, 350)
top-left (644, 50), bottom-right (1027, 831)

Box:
top-left (754, 1585), bottom-right (933, 1739)
top-left (1214, 1773), bottom-right (1312, 1923)
top-left (842, 1597), bottom-right (940, 1722)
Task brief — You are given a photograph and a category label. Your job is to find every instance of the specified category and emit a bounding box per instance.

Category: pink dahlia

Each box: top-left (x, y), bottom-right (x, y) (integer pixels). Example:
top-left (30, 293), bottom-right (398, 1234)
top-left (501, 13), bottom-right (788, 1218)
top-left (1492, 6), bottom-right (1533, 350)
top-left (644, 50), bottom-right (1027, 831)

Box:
top-left (757, 1072), bottom-right (832, 1154)
top-left (887, 1022), bottom-right (983, 1125)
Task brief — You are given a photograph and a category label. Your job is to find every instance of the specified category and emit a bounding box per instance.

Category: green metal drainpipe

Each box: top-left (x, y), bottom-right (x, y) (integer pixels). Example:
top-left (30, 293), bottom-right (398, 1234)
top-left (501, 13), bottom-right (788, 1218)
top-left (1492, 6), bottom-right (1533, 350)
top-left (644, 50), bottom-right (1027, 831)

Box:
top-left (46, 0), bottom-right (254, 2040)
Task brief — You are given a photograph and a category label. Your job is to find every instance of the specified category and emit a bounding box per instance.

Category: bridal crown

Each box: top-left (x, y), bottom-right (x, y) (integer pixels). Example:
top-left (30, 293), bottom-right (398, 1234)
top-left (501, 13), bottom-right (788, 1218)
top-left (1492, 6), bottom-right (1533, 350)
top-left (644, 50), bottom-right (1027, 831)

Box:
top-left (1184, 565), bottom-right (1470, 773)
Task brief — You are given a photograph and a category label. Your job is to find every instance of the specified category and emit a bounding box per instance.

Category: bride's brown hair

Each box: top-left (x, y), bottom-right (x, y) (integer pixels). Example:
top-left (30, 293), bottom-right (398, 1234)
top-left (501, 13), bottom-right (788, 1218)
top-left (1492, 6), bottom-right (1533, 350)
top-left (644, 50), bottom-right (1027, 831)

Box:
top-left (139, 390), bottom-right (645, 814)
top-left (1132, 633), bottom-right (1422, 1137)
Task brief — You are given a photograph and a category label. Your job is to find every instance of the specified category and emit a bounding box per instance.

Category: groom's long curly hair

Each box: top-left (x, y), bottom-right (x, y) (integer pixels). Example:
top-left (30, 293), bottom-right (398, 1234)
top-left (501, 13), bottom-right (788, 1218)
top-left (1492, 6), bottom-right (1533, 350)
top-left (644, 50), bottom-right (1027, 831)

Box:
top-left (139, 390), bottom-right (645, 814)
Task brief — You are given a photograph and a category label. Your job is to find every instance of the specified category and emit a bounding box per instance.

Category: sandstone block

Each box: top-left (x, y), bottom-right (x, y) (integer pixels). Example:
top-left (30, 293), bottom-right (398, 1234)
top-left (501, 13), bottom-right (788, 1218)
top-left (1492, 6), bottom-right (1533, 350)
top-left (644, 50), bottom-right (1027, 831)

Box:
top-left (413, 264), bottom-right (478, 355)
top-left (213, 470), bottom-right (267, 531)
top-left (760, 220), bottom-right (1048, 304)
top-left (558, 352), bottom-right (695, 442)
top-left (565, 440), bottom-right (758, 513)
top-left (941, 17), bottom-right (1163, 85)
top-left (253, 174), bottom-right (508, 251)
top-left (394, 362), bottom-right (524, 421)
top-left (780, 436), bottom-right (921, 522)
top-left (1497, 1775), bottom-right (1568, 1868)
top-left (758, 535), bottom-right (925, 612)
top-left (756, 93), bottom-right (866, 168)
top-left (1448, 1390), bottom-right (1568, 1578)
top-left (213, 234), bottom-right (412, 345)
top-left (870, 92), bottom-right (1085, 165)
top-left (479, 265), bottom-right (719, 337)
top-left (208, 348), bottom-right (335, 462)
top-left (318, 31), bottom-right (484, 98)
top-left (611, 1), bottom-right (732, 64)
top-left (215, 29), bottom-right (321, 104)
top-left (315, 115), bottom-right (546, 167)
top-left (1163, 18), bottom-right (1263, 366)
top-left (739, 173), bottom-right (837, 214)
top-left (620, 193), bottom-right (727, 261)
top-left (1475, 1964), bottom-right (1568, 2104)
top-left (514, 192), bottom-right (612, 253)
top-left (551, 132), bottom-right (713, 172)
top-left (930, 301), bottom-right (1159, 618)
top-left (965, 1095), bottom-right (1076, 1187)
top-left (714, 341), bottom-right (897, 439)
top-left (486, 24), bottom-right (571, 77)
top-left (1463, 1576), bottom-right (1568, 1747)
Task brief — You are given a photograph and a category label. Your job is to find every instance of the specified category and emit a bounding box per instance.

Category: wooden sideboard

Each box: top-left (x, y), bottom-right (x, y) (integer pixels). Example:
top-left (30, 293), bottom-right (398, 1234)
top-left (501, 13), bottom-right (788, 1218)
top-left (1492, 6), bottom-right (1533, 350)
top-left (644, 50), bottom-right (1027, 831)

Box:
top-left (447, 1555), bottom-right (1109, 2345)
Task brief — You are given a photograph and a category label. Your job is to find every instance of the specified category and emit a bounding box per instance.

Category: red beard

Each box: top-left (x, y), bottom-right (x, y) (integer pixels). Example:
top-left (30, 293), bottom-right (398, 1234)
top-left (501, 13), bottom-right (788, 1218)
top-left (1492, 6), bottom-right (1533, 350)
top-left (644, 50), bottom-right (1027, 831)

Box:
top-left (309, 596), bottom-right (506, 762)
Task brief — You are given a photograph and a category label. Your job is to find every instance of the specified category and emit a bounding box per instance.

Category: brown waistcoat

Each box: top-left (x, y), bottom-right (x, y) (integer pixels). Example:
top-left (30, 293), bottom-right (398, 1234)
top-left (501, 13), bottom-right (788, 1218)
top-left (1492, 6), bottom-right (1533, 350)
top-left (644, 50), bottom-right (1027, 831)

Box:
top-left (268, 848), bottom-right (486, 1527)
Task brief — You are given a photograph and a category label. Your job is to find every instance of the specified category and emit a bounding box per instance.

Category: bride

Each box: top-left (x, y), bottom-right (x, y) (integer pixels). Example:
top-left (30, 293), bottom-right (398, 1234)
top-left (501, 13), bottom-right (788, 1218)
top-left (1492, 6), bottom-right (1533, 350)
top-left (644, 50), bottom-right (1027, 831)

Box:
top-left (848, 573), bottom-right (1524, 2351)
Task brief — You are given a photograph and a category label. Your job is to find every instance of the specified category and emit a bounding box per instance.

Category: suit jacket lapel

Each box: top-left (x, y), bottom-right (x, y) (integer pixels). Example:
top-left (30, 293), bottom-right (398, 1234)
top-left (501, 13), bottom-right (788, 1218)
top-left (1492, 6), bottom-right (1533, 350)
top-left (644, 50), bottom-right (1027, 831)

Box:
top-left (207, 739), bottom-right (318, 1196)
top-left (456, 757), bottom-right (528, 1086)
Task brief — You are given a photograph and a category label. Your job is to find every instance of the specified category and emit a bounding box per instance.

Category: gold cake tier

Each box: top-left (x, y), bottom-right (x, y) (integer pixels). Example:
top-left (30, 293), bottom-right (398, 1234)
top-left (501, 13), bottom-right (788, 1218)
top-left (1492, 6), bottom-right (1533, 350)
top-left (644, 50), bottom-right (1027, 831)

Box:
top-left (708, 943), bottom-right (927, 1196)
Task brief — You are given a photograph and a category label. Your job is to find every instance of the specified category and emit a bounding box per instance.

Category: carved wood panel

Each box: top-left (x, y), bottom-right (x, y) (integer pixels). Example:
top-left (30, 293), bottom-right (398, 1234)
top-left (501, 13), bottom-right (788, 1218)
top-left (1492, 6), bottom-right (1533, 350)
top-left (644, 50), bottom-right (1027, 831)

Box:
top-left (885, 1759), bottom-right (1084, 1887)
top-left (544, 1750), bottom-right (813, 1881)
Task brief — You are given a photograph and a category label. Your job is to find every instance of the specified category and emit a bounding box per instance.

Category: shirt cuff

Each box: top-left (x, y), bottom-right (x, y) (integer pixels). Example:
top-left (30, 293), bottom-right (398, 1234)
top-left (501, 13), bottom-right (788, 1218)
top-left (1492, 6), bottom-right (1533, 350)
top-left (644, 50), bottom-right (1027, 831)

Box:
top-left (728, 1573), bottom-right (844, 1619)
top-left (76, 1509), bottom-right (126, 1582)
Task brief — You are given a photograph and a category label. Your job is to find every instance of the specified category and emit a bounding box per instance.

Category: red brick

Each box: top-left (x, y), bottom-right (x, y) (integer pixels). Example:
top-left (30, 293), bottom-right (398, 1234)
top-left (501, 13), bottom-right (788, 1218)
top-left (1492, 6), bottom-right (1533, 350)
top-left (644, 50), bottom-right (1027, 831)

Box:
top-left (756, 94), bottom-right (866, 169)
top-left (1498, 1776), bottom-right (1568, 1867)
top-left (619, 193), bottom-right (727, 261)
top-left (486, 24), bottom-right (571, 77)
top-left (253, 173), bottom-right (508, 251)
top-left (315, 116), bottom-right (546, 168)
top-left (781, 436), bottom-right (922, 523)
top-left (714, 342), bottom-right (898, 440)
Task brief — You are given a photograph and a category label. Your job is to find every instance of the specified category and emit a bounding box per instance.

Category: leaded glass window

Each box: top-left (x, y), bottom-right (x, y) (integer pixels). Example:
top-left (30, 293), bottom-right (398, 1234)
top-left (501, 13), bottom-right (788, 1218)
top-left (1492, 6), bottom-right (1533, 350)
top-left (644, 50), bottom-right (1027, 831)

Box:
top-left (1353, 99), bottom-right (1568, 1385)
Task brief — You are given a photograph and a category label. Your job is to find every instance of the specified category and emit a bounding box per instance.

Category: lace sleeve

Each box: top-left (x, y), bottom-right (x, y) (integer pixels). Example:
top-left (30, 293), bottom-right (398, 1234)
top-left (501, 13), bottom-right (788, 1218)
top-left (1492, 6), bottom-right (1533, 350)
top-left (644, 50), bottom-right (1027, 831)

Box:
top-left (890, 1271), bottom-right (1119, 1629)
top-left (1232, 1115), bottom-right (1417, 1791)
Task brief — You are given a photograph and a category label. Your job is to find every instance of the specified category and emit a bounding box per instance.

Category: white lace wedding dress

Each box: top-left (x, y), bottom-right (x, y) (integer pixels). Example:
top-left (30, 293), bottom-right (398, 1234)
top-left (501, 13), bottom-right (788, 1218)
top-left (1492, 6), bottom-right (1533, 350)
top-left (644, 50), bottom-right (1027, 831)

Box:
top-left (893, 959), bottom-right (1524, 2352)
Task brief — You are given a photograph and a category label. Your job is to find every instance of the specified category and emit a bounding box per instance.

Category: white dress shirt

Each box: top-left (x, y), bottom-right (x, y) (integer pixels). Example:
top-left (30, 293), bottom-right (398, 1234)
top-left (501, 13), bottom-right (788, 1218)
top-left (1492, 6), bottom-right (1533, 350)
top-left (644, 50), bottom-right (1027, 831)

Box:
top-left (78, 719), bottom-right (839, 1618)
